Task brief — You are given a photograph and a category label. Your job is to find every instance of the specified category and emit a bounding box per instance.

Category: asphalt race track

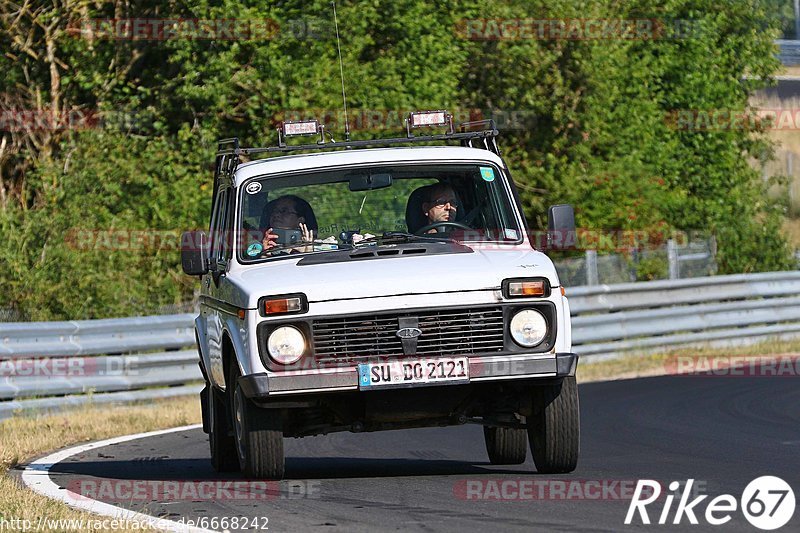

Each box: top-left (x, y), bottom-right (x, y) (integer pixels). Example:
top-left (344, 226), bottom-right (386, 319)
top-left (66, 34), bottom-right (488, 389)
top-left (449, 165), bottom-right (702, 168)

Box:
top-left (30, 374), bottom-right (800, 532)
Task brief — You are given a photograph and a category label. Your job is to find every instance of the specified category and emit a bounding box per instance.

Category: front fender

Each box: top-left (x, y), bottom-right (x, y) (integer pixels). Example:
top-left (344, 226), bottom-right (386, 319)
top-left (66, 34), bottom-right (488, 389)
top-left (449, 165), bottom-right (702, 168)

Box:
top-left (222, 314), bottom-right (251, 388)
top-left (194, 315), bottom-right (215, 384)
top-left (561, 294), bottom-right (572, 351)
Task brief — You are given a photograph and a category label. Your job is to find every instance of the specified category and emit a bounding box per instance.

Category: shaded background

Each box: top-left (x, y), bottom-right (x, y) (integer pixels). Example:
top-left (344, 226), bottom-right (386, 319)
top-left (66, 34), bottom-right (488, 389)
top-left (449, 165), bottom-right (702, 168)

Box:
top-left (0, 0), bottom-right (796, 320)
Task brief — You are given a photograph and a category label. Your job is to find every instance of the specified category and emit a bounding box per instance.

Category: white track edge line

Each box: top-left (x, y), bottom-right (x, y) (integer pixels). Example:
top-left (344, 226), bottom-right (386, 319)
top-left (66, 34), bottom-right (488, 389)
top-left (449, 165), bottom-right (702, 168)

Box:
top-left (21, 423), bottom-right (217, 533)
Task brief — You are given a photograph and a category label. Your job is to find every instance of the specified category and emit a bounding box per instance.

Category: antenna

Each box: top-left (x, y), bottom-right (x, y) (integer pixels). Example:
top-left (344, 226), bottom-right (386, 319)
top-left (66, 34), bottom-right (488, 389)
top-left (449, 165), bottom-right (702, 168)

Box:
top-left (332, 1), bottom-right (351, 141)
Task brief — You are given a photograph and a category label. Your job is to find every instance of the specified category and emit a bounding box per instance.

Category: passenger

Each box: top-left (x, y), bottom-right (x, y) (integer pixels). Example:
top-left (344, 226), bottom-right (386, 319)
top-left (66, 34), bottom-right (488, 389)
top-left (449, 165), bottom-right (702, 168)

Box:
top-left (260, 195), bottom-right (317, 254)
top-left (421, 183), bottom-right (459, 233)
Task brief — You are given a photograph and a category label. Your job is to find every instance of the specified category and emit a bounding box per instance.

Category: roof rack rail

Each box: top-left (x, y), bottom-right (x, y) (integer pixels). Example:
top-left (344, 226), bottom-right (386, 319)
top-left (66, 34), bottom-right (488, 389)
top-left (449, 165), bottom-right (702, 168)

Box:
top-left (215, 111), bottom-right (502, 169)
top-left (458, 119), bottom-right (500, 154)
top-left (217, 110), bottom-right (500, 172)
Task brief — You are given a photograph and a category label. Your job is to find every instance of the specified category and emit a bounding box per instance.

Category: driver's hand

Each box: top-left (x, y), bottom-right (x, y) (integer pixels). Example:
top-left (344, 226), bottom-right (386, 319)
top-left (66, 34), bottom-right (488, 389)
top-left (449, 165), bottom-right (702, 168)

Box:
top-left (262, 228), bottom-right (278, 250)
top-left (299, 222), bottom-right (313, 243)
top-left (295, 222), bottom-right (314, 253)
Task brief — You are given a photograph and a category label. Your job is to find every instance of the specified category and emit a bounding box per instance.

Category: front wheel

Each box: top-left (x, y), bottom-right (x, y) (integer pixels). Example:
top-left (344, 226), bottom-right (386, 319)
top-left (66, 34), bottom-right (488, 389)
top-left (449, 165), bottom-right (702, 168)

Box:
top-left (484, 426), bottom-right (528, 465)
top-left (231, 366), bottom-right (285, 479)
top-left (528, 376), bottom-right (580, 474)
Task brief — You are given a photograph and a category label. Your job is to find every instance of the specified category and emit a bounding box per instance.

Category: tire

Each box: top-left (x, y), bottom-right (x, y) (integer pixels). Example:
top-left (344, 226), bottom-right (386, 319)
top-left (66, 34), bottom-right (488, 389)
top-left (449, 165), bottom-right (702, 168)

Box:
top-left (528, 376), bottom-right (580, 474)
top-left (207, 384), bottom-right (239, 472)
top-left (231, 366), bottom-right (285, 479)
top-left (484, 426), bottom-right (528, 465)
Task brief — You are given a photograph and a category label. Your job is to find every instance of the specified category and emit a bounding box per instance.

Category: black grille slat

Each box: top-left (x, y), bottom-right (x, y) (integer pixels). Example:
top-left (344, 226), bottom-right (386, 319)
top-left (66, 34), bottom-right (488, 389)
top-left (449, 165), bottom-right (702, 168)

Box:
top-left (314, 327), bottom-right (503, 344)
top-left (420, 324), bottom-right (504, 333)
top-left (420, 314), bottom-right (503, 322)
top-left (417, 335), bottom-right (504, 345)
top-left (312, 306), bottom-right (505, 361)
top-left (314, 332), bottom-right (399, 341)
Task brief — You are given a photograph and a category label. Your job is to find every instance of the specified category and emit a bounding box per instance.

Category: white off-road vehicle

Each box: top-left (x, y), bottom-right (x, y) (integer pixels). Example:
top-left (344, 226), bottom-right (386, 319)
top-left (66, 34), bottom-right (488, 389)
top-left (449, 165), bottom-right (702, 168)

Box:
top-left (182, 111), bottom-right (579, 479)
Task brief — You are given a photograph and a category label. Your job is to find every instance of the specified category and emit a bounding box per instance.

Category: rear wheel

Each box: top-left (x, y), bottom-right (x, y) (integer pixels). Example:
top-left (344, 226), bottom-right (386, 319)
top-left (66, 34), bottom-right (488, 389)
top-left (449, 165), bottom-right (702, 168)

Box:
top-left (528, 376), bottom-right (580, 474)
top-left (208, 384), bottom-right (239, 472)
top-left (483, 426), bottom-right (528, 465)
top-left (230, 365), bottom-right (285, 479)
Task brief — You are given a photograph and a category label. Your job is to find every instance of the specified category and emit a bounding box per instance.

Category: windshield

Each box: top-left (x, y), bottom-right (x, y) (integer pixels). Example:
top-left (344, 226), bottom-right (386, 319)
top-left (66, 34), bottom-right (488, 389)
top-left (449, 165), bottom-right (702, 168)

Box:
top-left (237, 162), bottom-right (522, 262)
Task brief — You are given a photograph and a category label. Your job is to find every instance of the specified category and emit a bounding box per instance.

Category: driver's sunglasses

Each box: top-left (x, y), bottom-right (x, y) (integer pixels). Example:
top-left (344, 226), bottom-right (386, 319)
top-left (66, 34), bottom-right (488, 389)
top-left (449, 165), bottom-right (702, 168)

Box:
top-left (431, 197), bottom-right (459, 208)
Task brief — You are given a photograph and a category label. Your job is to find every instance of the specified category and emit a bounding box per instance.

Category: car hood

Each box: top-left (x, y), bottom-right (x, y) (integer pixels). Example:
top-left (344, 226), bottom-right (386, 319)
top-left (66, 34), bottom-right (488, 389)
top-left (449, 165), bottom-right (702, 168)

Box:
top-left (229, 246), bottom-right (560, 308)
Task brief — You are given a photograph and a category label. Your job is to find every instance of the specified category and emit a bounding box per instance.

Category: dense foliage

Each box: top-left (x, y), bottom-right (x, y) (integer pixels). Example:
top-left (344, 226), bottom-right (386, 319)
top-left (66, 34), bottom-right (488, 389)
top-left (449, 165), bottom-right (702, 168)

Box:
top-left (0, 0), bottom-right (793, 319)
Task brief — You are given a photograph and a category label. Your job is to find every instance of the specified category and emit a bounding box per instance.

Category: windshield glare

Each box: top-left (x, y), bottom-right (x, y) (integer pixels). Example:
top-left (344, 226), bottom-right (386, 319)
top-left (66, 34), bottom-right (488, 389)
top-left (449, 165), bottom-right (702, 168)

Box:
top-left (238, 163), bottom-right (522, 261)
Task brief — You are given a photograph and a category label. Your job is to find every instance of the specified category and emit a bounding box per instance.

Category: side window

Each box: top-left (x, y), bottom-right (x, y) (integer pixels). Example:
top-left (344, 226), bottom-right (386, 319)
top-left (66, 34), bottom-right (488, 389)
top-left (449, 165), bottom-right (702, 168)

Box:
top-left (210, 188), bottom-right (229, 263)
top-left (221, 188), bottom-right (235, 261)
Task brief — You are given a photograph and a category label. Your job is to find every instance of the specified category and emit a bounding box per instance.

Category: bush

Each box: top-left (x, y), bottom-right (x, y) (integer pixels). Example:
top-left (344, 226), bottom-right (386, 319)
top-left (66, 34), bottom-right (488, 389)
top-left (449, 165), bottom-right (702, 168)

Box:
top-left (0, 0), bottom-right (794, 319)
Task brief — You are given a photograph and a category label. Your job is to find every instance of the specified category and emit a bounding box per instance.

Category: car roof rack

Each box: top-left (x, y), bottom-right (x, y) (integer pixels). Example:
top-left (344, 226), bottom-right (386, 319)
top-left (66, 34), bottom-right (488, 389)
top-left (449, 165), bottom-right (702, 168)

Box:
top-left (215, 112), bottom-right (501, 173)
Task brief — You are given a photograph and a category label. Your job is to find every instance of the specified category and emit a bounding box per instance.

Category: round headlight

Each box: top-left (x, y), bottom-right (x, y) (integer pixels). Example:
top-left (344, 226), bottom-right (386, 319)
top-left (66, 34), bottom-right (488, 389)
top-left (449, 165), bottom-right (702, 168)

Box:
top-left (267, 326), bottom-right (306, 364)
top-left (509, 309), bottom-right (547, 347)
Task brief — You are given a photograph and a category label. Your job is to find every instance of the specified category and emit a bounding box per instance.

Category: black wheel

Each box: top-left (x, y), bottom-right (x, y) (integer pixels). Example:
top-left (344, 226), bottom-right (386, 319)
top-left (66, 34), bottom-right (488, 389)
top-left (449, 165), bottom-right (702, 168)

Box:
top-left (528, 376), bottom-right (580, 474)
top-left (484, 426), bottom-right (528, 465)
top-left (208, 384), bottom-right (239, 472)
top-left (230, 365), bottom-right (285, 479)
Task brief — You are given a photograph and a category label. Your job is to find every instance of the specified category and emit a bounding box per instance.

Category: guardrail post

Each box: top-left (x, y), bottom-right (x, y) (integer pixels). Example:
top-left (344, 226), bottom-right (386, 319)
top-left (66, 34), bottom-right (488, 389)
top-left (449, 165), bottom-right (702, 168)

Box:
top-left (795, 0), bottom-right (800, 39)
top-left (585, 250), bottom-right (599, 286)
top-left (667, 239), bottom-right (679, 280)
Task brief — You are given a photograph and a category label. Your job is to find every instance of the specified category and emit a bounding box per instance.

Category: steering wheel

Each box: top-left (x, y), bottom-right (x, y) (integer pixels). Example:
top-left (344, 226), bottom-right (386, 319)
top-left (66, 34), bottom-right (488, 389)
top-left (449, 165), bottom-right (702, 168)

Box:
top-left (414, 221), bottom-right (472, 235)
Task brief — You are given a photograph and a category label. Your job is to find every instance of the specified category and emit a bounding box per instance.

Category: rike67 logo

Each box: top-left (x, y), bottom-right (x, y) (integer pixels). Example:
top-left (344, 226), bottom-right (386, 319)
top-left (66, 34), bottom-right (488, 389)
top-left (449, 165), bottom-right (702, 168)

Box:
top-left (625, 477), bottom-right (795, 530)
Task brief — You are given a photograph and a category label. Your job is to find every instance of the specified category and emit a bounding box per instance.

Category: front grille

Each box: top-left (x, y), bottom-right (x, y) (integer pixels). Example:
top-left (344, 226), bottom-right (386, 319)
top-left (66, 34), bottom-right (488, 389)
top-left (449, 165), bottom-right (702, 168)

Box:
top-left (312, 307), bottom-right (505, 363)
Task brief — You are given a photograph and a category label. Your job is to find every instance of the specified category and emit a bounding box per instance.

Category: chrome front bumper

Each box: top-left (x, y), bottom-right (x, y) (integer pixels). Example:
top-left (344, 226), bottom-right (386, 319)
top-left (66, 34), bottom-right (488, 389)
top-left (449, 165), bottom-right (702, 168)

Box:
top-left (238, 352), bottom-right (578, 399)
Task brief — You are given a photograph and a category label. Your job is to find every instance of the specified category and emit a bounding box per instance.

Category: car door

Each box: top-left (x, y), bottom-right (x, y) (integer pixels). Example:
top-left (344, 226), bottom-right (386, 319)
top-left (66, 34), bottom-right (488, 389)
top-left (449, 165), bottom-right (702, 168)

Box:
top-left (202, 180), bottom-right (233, 388)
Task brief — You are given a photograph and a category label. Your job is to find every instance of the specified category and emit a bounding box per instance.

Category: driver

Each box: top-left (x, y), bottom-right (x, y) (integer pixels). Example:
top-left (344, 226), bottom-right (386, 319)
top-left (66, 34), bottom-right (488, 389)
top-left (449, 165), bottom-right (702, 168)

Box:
top-left (421, 183), bottom-right (459, 233)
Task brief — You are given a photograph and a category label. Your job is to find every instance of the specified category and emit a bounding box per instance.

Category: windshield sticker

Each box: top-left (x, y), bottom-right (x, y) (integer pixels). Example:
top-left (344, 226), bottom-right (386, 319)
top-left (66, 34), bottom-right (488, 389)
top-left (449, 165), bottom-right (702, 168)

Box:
top-left (480, 167), bottom-right (495, 182)
top-left (246, 242), bottom-right (263, 257)
top-left (245, 182), bottom-right (262, 194)
top-left (504, 229), bottom-right (518, 240)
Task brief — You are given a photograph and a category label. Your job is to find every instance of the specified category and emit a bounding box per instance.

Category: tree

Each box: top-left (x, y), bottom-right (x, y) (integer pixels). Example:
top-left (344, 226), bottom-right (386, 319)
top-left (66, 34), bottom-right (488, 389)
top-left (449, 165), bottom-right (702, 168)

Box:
top-left (0, 0), bottom-right (793, 319)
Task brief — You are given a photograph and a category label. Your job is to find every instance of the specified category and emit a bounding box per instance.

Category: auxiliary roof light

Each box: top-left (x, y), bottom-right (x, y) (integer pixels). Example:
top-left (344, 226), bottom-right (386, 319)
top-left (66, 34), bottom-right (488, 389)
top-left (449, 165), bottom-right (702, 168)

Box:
top-left (406, 110), bottom-right (455, 137)
top-left (277, 119), bottom-right (325, 147)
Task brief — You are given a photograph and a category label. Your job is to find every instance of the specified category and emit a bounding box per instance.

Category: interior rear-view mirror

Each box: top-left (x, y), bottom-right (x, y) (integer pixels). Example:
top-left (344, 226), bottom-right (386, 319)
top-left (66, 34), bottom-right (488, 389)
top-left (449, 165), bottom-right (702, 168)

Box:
top-left (348, 173), bottom-right (393, 191)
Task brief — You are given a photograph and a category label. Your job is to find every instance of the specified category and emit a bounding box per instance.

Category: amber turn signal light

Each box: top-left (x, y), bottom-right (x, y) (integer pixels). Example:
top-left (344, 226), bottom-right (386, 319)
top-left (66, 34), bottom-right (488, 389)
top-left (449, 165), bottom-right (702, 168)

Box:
top-left (258, 293), bottom-right (308, 317)
top-left (502, 278), bottom-right (551, 298)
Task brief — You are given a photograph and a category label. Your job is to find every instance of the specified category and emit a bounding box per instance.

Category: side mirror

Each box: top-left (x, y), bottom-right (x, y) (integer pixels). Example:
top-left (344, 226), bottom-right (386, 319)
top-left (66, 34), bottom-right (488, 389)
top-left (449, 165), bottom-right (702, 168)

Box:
top-left (181, 230), bottom-right (210, 275)
top-left (547, 204), bottom-right (576, 250)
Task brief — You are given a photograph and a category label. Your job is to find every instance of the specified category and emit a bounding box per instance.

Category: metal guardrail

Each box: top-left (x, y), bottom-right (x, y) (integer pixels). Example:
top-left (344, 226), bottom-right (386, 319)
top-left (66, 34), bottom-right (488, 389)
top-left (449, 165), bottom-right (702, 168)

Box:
top-left (569, 271), bottom-right (800, 359)
top-left (2, 271), bottom-right (799, 419)
top-left (0, 313), bottom-right (195, 357)
top-left (0, 315), bottom-right (202, 419)
top-left (777, 40), bottom-right (800, 66)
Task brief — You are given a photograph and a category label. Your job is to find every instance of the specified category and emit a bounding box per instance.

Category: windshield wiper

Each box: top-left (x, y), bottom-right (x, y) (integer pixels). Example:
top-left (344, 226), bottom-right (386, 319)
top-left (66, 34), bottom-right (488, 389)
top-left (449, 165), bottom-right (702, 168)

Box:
top-left (355, 231), bottom-right (453, 245)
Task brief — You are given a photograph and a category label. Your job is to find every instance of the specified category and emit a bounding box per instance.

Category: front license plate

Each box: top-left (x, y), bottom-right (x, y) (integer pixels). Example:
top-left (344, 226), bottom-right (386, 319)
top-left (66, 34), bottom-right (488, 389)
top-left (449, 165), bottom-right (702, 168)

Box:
top-left (357, 357), bottom-right (470, 389)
